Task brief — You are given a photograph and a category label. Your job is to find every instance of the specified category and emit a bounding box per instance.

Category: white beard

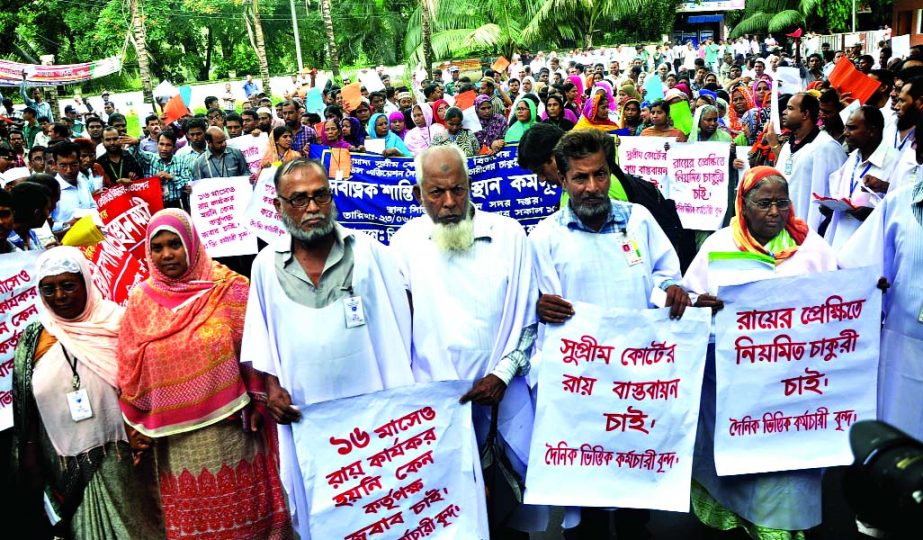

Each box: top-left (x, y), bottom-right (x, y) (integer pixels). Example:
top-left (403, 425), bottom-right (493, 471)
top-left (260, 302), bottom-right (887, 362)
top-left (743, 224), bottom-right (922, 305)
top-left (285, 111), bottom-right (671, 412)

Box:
top-left (431, 214), bottom-right (474, 253)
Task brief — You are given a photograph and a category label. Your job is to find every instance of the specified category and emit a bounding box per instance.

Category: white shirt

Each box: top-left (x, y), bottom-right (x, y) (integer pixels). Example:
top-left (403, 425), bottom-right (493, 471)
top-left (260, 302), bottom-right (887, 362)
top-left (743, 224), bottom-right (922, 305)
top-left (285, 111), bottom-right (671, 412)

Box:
top-left (775, 129), bottom-right (848, 230)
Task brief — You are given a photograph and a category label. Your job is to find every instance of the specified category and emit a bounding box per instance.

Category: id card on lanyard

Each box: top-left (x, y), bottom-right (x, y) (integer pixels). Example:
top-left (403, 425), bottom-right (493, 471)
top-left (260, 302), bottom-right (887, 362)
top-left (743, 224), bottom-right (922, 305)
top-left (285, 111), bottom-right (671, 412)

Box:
top-left (619, 232), bottom-right (644, 266)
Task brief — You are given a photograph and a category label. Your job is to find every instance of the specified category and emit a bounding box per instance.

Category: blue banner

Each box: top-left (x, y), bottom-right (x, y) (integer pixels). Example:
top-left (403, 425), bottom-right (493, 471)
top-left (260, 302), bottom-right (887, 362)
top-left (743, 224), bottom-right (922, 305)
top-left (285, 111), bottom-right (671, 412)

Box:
top-left (307, 144), bottom-right (562, 244)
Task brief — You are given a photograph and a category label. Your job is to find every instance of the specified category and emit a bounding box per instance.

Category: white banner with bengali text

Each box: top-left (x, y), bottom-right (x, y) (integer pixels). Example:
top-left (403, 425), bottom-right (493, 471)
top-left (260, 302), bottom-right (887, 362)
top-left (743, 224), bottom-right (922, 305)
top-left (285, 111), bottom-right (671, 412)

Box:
top-left (245, 166), bottom-right (290, 244)
top-left (0, 252), bottom-right (42, 430)
top-left (190, 176), bottom-right (258, 258)
top-left (295, 380), bottom-right (487, 540)
top-left (668, 141), bottom-right (731, 231)
top-left (617, 136), bottom-right (673, 195)
top-left (713, 266), bottom-right (881, 476)
top-left (524, 303), bottom-right (710, 511)
top-left (227, 133), bottom-right (269, 177)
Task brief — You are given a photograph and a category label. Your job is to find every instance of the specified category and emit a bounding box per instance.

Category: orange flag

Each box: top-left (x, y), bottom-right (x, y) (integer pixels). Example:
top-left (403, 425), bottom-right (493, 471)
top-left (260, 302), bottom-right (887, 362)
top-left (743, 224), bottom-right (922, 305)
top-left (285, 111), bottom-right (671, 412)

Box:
top-left (827, 57), bottom-right (881, 105)
top-left (454, 90), bottom-right (478, 110)
top-left (341, 83), bottom-right (363, 114)
top-left (491, 56), bottom-right (510, 73)
top-left (162, 94), bottom-right (190, 125)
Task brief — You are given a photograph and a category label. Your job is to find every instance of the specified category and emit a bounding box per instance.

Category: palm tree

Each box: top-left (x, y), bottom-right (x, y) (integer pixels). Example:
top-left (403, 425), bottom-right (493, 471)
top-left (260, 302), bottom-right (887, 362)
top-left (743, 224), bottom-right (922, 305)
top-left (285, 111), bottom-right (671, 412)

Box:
top-left (521, 0), bottom-right (645, 49)
top-left (248, 0), bottom-right (271, 93)
top-left (728, 0), bottom-right (852, 38)
top-left (130, 0), bottom-right (155, 107)
top-left (321, 0), bottom-right (341, 80)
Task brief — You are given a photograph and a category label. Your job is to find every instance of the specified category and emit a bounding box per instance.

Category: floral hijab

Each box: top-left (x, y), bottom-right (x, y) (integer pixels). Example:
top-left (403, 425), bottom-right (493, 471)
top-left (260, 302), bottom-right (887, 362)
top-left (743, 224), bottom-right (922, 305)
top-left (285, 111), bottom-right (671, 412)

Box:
top-left (475, 94), bottom-right (507, 147)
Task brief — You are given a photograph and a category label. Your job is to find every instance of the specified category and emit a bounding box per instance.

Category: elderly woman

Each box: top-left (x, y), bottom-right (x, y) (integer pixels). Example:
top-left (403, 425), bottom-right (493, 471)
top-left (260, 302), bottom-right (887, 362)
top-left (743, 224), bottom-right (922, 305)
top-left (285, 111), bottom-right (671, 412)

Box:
top-left (321, 118), bottom-right (351, 150)
top-left (683, 166), bottom-right (837, 540)
top-left (404, 103), bottom-right (447, 155)
top-left (118, 209), bottom-right (293, 539)
top-left (366, 113), bottom-right (411, 157)
top-left (431, 107), bottom-right (479, 156)
top-left (13, 247), bottom-right (164, 539)
top-left (474, 94), bottom-right (507, 154)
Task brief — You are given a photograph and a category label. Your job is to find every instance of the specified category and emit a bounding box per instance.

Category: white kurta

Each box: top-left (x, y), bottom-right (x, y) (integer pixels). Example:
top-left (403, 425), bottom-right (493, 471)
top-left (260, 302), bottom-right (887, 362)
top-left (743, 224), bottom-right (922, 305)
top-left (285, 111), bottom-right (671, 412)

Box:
top-left (682, 227), bottom-right (838, 531)
top-left (823, 142), bottom-right (900, 250)
top-left (775, 130), bottom-right (848, 231)
top-left (240, 232), bottom-right (415, 540)
top-left (883, 124), bottom-right (917, 191)
top-left (390, 210), bottom-right (544, 531)
top-left (838, 177), bottom-right (923, 441)
top-left (528, 201), bottom-right (682, 379)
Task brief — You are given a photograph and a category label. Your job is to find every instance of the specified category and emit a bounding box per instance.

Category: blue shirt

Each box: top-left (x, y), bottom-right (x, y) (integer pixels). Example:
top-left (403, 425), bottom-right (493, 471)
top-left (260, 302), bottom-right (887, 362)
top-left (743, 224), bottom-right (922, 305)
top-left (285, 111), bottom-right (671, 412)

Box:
top-left (243, 80), bottom-right (260, 98)
top-left (20, 82), bottom-right (54, 122)
top-left (52, 174), bottom-right (96, 231)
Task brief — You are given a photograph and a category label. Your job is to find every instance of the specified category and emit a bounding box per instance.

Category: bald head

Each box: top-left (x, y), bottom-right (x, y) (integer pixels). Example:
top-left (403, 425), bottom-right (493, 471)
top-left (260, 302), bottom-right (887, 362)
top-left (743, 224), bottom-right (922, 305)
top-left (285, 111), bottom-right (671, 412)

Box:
top-left (205, 126), bottom-right (227, 155)
top-left (414, 145), bottom-right (469, 189)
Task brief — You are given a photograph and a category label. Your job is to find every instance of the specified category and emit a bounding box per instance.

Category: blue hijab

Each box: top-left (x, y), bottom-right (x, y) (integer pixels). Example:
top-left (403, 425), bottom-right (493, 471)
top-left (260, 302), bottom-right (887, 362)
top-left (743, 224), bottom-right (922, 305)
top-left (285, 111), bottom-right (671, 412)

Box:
top-left (367, 113), bottom-right (412, 157)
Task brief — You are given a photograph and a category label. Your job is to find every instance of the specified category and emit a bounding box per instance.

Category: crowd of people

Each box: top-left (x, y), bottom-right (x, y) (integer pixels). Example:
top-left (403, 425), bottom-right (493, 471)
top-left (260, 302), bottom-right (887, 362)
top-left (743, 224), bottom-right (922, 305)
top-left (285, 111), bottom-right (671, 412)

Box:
top-left (0, 30), bottom-right (922, 540)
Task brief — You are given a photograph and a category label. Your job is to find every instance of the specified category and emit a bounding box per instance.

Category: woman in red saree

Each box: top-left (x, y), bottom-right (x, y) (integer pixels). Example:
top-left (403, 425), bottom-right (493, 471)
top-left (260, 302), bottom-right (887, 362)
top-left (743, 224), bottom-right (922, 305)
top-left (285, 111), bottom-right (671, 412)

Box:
top-left (118, 209), bottom-right (292, 540)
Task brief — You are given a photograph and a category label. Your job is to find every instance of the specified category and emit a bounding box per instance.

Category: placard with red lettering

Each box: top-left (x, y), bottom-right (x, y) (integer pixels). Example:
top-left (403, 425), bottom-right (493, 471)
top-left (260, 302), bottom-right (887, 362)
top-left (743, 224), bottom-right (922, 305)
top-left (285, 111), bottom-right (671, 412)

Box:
top-left (713, 266), bottom-right (881, 476)
top-left (83, 178), bottom-right (163, 304)
top-left (616, 136), bottom-right (674, 195)
top-left (0, 252), bottom-right (41, 429)
top-left (667, 142), bottom-right (731, 231)
top-left (524, 303), bottom-right (710, 511)
top-left (245, 166), bottom-right (290, 244)
top-left (294, 380), bottom-right (488, 540)
top-left (190, 176), bottom-right (258, 258)
top-left (227, 133), bottom-right (269, 178)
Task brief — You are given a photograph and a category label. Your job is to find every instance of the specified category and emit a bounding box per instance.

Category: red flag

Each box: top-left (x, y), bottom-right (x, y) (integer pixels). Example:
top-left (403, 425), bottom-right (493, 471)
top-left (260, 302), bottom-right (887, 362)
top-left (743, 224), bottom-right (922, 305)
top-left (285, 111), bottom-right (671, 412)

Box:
top-left (162, 94), bottom-right (190, 125)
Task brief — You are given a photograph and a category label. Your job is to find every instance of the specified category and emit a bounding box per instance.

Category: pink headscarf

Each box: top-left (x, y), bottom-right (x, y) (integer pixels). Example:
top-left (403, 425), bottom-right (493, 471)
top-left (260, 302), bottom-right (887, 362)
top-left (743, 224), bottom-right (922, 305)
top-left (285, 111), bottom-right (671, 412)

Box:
top-left (567, 75), bottom-right (585, 108)
top-left (36, 246), bottom-right (123, 387)
top-left (139, 209), bottom-right (216, 310)
top-left (388, 111), bottom-right (407, 138)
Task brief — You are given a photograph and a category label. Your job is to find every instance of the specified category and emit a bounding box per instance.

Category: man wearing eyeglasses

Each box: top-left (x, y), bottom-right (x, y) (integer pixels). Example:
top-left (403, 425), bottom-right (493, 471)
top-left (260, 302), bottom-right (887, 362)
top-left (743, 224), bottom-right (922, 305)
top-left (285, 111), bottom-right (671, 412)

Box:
top-left (389, 144), bottom-right (543, 538)
top-left (240, 158), bottom-right (414, 540)
top-left (49, 141), bottom-right (96, 232)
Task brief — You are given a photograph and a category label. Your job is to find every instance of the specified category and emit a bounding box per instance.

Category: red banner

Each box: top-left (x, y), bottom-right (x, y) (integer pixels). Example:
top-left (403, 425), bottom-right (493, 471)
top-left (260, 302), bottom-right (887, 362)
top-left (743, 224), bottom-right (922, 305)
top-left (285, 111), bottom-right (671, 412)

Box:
top-left (83, 178), bottom-right (163, 304)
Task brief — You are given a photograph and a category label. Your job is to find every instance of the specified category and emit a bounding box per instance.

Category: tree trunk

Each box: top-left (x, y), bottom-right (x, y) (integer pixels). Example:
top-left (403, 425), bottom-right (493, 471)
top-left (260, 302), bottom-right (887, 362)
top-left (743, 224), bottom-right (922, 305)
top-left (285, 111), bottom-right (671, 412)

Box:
top-left (202, 26), bottom-right (213, 81)
top-left (130, 0), bottom-right (155, 108)
top-left (320, 0), bottom-right (340, 80)
top-left (421, 0), bottom-right (434, 80)
top-left (250, 0), bottom-right (272, 94)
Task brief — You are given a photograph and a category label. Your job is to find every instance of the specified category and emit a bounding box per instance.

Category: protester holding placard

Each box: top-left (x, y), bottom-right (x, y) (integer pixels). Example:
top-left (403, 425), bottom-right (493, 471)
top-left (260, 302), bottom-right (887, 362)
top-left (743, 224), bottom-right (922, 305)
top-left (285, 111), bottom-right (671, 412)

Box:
top-left (838, 127), bottom-right (923, 442)
top-left (365, 112), bottom-right (412, 157)
top-left (529, 128), bottom-right (692, 537)
top-left (241, 159), bottom-right (415, 539)
top-left (390, 145), bottom-right (545, 537)
top-left (118, 209), bottom-right (293, 540)
top-left (682, 166), bottom-right (837, 538)
top-left (13, 247), bottom-right (164, 539)
top-left (191, 126), bottom-right (250, 180)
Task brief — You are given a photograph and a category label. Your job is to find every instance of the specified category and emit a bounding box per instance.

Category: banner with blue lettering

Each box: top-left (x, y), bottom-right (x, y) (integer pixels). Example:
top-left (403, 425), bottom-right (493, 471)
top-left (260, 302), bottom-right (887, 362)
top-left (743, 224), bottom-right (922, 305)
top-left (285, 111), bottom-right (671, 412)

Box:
top-left (306, 144), bottom-right (561, 244)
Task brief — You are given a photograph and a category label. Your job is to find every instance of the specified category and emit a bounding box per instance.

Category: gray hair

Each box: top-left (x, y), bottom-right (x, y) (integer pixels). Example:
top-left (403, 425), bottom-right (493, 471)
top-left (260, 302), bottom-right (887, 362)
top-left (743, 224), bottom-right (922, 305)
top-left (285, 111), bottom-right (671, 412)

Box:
top-left (744, 174), bottom-right (788, 203)
top-left (413, 145), bottom-right (469, 187)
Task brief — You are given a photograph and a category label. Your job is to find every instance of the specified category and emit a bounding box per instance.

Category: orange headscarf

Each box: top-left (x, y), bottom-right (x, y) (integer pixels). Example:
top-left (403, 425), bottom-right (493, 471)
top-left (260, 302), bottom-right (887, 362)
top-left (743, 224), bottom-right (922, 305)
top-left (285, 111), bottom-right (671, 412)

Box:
top-left (727, 85), bottom-right (755, 137)
top-left (730, 166), bottom-right (809, 264)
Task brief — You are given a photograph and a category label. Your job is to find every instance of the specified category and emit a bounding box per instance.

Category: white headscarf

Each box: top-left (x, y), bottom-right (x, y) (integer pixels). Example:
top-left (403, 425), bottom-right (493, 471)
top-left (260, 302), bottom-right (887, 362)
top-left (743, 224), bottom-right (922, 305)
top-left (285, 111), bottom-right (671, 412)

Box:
top-left (36, 246), bottom-right (123, 387)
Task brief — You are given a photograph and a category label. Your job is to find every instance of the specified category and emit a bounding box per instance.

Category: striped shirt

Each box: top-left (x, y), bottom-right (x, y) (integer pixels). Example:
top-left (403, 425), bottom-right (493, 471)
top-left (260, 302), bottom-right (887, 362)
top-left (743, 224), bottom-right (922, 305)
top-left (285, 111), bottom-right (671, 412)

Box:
top-left (131, 147), bottom-right (193, 202)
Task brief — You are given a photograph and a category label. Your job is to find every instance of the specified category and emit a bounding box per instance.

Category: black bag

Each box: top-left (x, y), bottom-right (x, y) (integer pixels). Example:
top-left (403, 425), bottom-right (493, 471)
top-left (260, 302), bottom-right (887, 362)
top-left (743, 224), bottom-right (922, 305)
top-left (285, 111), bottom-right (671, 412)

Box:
top-left (480, 403), bottom-right (523, 528)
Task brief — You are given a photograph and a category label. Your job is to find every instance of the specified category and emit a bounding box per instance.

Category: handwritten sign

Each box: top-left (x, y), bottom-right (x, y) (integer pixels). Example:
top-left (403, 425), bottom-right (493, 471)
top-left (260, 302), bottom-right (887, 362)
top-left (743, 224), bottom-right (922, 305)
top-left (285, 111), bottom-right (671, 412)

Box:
top-left (83, 178), bottom-right (162, 304)
top-left (244, 166), bottom-right (290, 244)
top-left (0, 252), bottom-right (41, 429)
top-left (309, 144), bottom-right (560, 245)
top-left (668, 141), bottom-right (730, 231)
top-left (524, 303), bottom-right (710, 511)
top-left (713, 266), bottom-right (881, 476)
top-left (295, 380), bottom-right (487, 540)
top-left (190, 176), bottom-right (258, 258)
top-left (227, 133), bottom-right (269, 177)
top-left (617, 136), bottom-right (673, 194)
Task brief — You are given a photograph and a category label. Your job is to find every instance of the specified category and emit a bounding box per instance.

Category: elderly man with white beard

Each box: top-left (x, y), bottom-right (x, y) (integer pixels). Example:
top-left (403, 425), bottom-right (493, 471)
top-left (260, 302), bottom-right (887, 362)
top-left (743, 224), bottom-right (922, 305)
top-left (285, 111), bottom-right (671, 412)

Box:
top-left (389, 145), bottom-right (546, 538)
top-left (241, 158), bottom-right (415, 539)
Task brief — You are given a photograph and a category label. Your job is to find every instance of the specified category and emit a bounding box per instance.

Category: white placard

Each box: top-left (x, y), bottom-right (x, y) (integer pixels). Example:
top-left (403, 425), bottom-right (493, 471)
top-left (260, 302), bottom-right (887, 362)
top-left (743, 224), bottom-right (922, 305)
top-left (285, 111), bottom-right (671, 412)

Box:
top-left (617, 136), bottom-right (673, 195)
top-left (358, 69), bottom-right (386, 93)
top-left (735, 145), bottom-right (751, 176)
top-left (296, 380), bottom-right (487, 540)
top-left (244, 166), bottom-right (290, 244)
top-left (364, 138), bottom-right (386, 155)
top-left (524, 303), bottom-right (710, 512)
top-left (668, 141), bottom-right (731, 231)
top-left (189, 176), bottom-right (258, 258)
top-left (713, 267), bottom-right (881, 476)
top-left (892, 34), bottom-right (911, 60)
top-left (774, 67), bottom-right (804, 95)
top-left (0, 252), bottom-right (42, 430)
top-left (227, 133), bottom-right (269, 177)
